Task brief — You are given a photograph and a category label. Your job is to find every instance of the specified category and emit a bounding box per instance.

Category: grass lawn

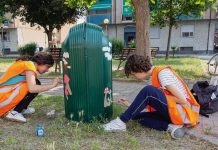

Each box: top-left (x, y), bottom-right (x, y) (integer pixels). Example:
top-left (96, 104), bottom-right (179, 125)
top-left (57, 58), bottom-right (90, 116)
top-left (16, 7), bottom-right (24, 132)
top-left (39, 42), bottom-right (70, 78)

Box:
top-left (113, 57), bottom-right (209, 80)
top-left (0, 95), bottom-right (217, 149)
top-left (0, 57), bottom-right (208, 80)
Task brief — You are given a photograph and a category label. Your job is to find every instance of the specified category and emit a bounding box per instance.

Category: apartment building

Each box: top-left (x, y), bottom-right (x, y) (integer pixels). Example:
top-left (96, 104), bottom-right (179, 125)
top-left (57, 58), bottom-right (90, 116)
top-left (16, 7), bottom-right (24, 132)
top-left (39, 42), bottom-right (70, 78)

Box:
top-left (87, 0), bottom-right (218, 54)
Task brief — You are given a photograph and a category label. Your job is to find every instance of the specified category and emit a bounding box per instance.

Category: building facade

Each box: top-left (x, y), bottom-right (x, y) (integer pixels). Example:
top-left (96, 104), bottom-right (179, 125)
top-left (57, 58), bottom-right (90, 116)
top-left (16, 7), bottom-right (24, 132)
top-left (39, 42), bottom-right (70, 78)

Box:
top-left (87, 0), bottom-right (218, 54)
top-left (0, 13), bottom-right (73, 54)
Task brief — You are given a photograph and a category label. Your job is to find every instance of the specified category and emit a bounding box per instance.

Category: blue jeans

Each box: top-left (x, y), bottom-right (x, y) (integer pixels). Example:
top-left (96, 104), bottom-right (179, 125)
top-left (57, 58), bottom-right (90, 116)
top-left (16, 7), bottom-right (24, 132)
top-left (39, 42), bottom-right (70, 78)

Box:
top-left (120, 85), bottom-right (172, 131)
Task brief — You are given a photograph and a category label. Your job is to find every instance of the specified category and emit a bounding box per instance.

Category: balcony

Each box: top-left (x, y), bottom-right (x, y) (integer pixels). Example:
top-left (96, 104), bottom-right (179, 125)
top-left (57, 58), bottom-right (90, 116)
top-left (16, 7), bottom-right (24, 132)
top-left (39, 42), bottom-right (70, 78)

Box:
top-left (87, 14), bottom-right (112, 25)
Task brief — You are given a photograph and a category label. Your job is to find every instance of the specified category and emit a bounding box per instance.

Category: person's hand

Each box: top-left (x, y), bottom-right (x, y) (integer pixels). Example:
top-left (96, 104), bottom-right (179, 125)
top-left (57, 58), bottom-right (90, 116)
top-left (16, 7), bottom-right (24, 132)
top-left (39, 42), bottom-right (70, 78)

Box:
top-left (52, 77), bottom-right (60, 87)
top-left (116, 98), bottom-right (130, 107)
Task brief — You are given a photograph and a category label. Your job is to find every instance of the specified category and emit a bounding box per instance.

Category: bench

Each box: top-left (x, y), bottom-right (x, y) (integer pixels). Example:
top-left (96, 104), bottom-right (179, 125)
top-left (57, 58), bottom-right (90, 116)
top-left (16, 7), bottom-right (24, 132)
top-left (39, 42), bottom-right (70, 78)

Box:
top-left (50, 48), bottom-right (63, 73)
top-left (114, 48), bottom-right (158, 70)
top-left (150, 47), bottom-right (158, 58)
top-left (114, 48), bottom-right (135, 70)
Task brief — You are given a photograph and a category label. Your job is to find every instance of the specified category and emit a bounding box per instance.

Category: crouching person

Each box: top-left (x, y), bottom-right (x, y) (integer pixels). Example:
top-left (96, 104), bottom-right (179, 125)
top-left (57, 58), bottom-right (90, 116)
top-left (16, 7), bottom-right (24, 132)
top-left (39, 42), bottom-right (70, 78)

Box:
top-left (103, 54), bottom-right (200, 139)
top-left (0, 52), bottom-right (59, 123)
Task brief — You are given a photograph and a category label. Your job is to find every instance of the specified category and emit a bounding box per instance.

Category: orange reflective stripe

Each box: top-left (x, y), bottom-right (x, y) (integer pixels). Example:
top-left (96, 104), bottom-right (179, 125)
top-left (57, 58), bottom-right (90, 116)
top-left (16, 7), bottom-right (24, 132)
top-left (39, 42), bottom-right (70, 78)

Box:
top-left (0, 84), bottom-right (22, 93)
top-left (0, 84), bottom-right (22, 108)
top-left (191, 105), bottom-right (200, 113)
top-left (0, 83), bottom-right (29, 116)
top-left (0, 87), bottom-right (13, 93)
top-left (176, 104), bottom-right (191, 124)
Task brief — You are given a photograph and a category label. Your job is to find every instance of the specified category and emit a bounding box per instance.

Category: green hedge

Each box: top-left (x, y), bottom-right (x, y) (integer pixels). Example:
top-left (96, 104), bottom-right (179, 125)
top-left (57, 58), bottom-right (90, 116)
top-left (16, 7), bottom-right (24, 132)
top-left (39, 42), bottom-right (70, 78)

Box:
top-left (111, 39), bottom-right (124, 54)
top-left (18, 42), bottom-right (37, 56)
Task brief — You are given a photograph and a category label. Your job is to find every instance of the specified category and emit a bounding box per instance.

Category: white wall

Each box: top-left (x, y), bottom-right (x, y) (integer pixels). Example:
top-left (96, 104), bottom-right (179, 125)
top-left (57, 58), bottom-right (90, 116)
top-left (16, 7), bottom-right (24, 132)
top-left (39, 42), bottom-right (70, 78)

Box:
top-left (150, 20), bottom-right (216, 51)
top-left (107, 20), bottom-right (216, 52)
top-left (17, 27), bottom-right (47, 49)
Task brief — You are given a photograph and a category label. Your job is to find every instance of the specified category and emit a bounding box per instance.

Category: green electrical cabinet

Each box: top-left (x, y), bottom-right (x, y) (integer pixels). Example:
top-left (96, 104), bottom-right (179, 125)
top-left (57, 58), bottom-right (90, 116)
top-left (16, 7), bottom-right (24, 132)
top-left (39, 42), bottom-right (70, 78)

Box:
top-left (62, 23), bottom-right (113, 122)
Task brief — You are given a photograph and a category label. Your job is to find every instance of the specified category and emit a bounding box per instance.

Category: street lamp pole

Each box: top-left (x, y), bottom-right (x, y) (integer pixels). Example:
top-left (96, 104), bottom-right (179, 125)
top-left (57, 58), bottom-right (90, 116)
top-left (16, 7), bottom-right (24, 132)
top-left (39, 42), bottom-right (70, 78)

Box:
top-left (103, 18), bottom-right (109, 36)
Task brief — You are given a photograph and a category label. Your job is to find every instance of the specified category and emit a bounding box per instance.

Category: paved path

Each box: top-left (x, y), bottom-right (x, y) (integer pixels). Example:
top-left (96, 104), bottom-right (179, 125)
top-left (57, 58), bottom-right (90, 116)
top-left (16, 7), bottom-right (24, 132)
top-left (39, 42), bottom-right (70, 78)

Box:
top-left (156, 54), bottom-right (214, 60)
top-left (40, 79), bottom-right (218, 146)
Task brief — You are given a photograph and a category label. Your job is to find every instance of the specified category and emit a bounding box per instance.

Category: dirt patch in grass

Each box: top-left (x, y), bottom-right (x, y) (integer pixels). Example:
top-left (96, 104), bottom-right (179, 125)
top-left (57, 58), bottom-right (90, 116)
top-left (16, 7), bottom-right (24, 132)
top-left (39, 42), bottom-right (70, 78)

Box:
top-left (0, 96), bottom-right (217, 150)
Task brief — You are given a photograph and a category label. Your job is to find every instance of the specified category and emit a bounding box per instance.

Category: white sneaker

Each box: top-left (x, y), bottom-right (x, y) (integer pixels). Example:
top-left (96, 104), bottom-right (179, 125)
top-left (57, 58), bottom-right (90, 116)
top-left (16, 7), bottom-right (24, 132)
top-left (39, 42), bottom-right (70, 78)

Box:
top-left (103, 117), bottom-right (126, 132)
top-left (5, 111), bottom-right (26, 123)
top-left (22, 107), bottom-right (35, 115)
top-left (167, 124), bottom-right (187, 139)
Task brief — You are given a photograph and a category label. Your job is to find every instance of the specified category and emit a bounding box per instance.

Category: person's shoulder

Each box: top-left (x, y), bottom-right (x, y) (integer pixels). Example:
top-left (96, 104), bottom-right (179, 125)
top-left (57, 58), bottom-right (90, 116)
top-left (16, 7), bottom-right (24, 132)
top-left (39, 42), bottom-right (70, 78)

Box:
top-left (22, 61), bottom-right (37, 73)
top-left (159, 68), bottom-right (172, 74)
top-left (21, 61), bottom-right (34, 65)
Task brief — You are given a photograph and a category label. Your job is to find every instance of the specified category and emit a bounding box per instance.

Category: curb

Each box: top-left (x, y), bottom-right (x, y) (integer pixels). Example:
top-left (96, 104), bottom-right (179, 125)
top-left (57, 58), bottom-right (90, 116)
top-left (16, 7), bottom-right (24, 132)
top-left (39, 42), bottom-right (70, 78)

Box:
top-left (187, 129), bottom-right (218, 146)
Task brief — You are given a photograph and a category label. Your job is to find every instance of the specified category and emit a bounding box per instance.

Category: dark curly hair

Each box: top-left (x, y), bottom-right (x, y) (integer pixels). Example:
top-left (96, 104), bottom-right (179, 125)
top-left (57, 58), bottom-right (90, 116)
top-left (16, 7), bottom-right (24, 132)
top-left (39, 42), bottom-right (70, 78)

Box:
top-left (16, 52), bottom-right (54, 66)
top-left (124, 54), bottom-right (152, 77)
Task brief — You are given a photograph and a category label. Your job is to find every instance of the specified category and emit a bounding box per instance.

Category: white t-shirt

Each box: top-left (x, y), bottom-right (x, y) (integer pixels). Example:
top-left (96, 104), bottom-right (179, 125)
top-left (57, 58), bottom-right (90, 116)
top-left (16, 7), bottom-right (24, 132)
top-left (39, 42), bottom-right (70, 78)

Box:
top-left (158, 68), bottom-right (190, 100)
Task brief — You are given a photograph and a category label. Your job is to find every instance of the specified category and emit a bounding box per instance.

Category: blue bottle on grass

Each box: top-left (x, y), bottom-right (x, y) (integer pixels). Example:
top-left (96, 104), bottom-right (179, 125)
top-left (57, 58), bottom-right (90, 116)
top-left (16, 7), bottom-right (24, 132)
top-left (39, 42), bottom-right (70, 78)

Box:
top-left (36, 125), bottom-right (44, 137)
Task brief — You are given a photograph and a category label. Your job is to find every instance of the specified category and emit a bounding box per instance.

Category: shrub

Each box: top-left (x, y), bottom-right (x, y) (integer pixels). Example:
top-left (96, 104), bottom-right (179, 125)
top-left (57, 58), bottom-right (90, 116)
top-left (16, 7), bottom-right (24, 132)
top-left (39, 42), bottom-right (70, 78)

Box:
top-left (18, 42), bottom-right (37, 56)
top-left (111, 39), bottom-right (124, 54)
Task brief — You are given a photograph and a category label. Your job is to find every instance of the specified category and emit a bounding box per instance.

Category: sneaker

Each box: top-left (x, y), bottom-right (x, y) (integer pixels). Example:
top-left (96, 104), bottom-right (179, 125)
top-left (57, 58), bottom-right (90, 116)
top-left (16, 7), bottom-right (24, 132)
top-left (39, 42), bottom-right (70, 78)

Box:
top-left (22, 107), bottom-right (35, 115)
top-left (5, 111), bottom-right (26, 123)
top-left (167, 124), bottom-right (187, 139)
top-left (103, 117), bottom-right (126, 132)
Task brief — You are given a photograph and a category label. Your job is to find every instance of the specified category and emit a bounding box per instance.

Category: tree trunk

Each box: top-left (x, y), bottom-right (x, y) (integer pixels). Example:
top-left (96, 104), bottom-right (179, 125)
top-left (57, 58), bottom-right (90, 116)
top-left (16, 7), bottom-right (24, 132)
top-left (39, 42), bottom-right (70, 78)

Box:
top-left (45, 30), bottom-right (53, 48)
top-left (165, 0), bottom-right (173, 60)
top-left (206, 8), bottom-right (212, 54)
top-left (43, 26), bottom-right (54, 48)
top-left (47, 30), bottom-right (53, 48)
top-left (166, 24), bottom-right (172, 60)
top-left (132, 0), bottom-right (150, 58)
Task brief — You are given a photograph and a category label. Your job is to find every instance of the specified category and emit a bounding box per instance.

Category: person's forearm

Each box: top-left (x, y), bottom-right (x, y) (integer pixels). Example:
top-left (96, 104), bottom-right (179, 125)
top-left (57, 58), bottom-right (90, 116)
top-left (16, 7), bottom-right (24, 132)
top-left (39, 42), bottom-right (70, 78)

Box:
top-left (168, 95), bottom-right (187, 104)
top-left (28, 84), bottom-right (55, 93)
top-left (165, 85), bottom-right (188, 105)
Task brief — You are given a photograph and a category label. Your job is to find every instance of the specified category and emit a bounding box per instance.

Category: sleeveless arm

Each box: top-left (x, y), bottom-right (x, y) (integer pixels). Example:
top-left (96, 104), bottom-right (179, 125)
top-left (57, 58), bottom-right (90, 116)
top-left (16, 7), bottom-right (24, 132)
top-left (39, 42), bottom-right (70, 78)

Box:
top-left (26, 71), bottom-right (56, 93)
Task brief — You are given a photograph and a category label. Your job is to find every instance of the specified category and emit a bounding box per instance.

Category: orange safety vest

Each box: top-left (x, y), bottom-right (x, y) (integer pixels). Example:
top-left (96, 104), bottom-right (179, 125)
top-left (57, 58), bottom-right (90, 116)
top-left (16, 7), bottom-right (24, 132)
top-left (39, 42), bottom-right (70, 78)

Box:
top-left (0, 61), bottom-right (37, 117)
top-left (151, 66), bottom-right (200, 126)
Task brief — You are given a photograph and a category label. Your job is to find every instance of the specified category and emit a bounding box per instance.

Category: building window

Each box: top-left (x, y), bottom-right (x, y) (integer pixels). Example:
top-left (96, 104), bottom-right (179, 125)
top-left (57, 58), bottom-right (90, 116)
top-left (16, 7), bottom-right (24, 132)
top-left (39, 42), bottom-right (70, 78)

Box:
top-left (181, 25), bottom-right (194, 37)
top-left (122, 16), bottom-right (133, 21)
top-left (150, 26), bottom-right (160, 39)
top-left (1, 32), bottom-right (10, 42)
top-left (180, 47), bottom-right (193, 51)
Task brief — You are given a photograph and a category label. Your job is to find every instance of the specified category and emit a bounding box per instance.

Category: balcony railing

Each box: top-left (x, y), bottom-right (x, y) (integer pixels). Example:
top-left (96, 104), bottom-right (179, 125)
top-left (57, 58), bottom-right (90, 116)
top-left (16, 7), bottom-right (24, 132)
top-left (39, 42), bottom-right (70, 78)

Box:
top-left (87, 14), bottom-right (112, 25)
